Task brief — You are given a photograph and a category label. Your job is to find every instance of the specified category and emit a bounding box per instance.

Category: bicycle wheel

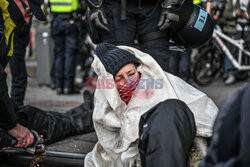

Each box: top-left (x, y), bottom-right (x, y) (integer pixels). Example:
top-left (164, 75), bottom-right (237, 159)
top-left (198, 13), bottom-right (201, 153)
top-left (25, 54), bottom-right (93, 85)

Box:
top-left (193, 46), bottom-right (224, 86)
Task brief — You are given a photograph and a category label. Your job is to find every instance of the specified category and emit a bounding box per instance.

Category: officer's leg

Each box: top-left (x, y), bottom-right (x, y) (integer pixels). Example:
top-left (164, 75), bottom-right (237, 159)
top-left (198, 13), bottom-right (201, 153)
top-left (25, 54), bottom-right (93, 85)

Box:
top-left (139, 99), bottom-right (196, 167)
top-left (100, 0), bottom-right (136, 46)
top-left (137, 4), bottom-right (171, 72)
top-left (53, 18), bottom-right (65, 92)
top-left (64, 22), bottom-right (79, 91)
top-left (9, 31), bottom-right (29, 106)
top-left (50, 53), bottom-right (57, 89)
top-left (0, 65), bottom-right (18, 129)
top-left (180, 50), bottom-right (191, 82)
top-left (169, 50), bottom-right (181, 76)
top-left (50, 21), bottom-right (57, 89)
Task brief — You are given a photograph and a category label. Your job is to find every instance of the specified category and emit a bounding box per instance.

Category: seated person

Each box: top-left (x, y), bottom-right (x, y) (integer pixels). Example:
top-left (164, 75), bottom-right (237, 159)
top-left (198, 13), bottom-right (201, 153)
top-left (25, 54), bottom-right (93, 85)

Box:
top-left (84, 43), bottom-right (218, 167)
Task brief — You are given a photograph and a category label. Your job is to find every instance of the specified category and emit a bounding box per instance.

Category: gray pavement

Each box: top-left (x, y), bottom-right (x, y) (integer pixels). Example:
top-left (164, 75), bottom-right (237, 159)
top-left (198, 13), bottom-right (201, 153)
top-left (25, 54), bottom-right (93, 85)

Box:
top-left (193, 78), bottom-right (247, 107)
top-left (5, 62), bottom-right (248, 155)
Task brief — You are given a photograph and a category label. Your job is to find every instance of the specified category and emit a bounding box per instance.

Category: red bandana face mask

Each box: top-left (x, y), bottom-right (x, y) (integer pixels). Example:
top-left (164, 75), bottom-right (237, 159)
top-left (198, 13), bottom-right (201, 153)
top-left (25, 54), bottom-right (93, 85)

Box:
top-left (117, 80), bottom-right (139, 104)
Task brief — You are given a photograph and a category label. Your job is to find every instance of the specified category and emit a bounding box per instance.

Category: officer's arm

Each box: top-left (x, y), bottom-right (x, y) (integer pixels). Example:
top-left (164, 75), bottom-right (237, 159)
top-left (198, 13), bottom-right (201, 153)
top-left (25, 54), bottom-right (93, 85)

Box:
top-left (83, 0), bottom-right (109, 32)
top-left (78, 0), bottom-right (87, 13)
top-left (84, 0), bottom-right (103, 9)
top-left (158, 0), bottom-right (183, 31)
top-left (161, 0), bottom-right (183, 9)
top-left (0, 64), bottom-right (17, 131)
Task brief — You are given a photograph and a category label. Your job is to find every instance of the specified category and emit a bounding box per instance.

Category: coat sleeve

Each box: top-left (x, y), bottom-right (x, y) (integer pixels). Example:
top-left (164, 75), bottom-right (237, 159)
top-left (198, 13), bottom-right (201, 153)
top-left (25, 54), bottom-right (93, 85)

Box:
top-left (199, 83), bottom-right (250, 167)
top-left (85, 0), bottom-right (103, 9)
top-left (217, 84), bottom-right (250, 167)
top-left (238, 83), bottom-right (250, 165)
top-left (0, 64), bottom-right (17, 130)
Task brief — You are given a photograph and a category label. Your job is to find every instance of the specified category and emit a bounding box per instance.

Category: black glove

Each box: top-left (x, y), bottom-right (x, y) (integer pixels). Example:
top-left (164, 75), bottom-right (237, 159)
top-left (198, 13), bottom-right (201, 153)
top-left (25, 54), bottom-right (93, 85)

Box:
top-left (158, 0), bottom-right (181, 30)
top-left (89, 8), bottom-right (109, 31)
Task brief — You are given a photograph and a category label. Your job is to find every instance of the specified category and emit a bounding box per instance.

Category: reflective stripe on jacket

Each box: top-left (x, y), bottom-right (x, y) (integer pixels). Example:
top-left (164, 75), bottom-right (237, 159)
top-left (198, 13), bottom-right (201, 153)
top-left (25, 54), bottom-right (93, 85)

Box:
top-left (0, 0), bottom-right (16, 59)
top-left (49, 0), bottom-right (81, 13)
top-left (193, 0), bottom-right (201, 5)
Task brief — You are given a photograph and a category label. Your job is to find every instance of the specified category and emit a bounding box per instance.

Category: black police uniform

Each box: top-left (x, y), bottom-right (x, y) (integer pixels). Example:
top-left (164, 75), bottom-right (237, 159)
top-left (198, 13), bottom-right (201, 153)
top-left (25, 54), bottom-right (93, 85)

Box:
top-left (0, 1), bottom-right (19, 130)
top-left (9, 23), bottom-right (31, 106)
top-left (88, 0), bottom-right (172, 72)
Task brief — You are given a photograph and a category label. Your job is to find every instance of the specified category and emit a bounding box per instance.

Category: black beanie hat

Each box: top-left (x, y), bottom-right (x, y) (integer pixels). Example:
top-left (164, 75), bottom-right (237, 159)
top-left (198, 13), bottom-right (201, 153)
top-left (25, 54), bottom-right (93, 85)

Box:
top-left (96, 43), bottom-right (140, 76)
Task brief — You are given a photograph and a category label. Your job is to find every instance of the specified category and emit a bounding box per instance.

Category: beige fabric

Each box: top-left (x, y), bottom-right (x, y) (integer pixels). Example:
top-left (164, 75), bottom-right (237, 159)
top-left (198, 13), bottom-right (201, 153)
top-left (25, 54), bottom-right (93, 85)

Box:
top-left (84, 46), bottom-right (218, 167)
top-left (188, 137), bottom-right (208, 167)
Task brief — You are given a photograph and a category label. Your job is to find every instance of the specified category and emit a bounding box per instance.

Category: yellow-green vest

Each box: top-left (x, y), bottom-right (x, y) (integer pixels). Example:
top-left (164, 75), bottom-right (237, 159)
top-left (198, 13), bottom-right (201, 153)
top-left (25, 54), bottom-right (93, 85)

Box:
top-left (49, 0), bottom-right (81, 13)
top-left (193, 0), bottom-right (201, 5)
top-left (0, 0), bottom-right (16, 57)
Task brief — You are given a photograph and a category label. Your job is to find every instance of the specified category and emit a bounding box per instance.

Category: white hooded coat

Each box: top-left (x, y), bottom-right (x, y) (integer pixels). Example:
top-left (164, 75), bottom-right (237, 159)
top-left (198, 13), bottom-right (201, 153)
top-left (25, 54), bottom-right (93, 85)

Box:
top-left (84, 46), bottom-right (218, 167)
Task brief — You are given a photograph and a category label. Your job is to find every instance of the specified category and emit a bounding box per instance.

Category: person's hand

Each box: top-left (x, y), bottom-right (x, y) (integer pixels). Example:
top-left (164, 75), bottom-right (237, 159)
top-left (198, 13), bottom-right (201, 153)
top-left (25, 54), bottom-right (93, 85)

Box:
top-left (7, 124), bottom-right (34, 148)
top-left (213, 15), bottom-right (219, 21)
top-left (90, 8), bottom-right (110, 31)
top-left (0, 128), bottom-right (11, 151)
top-left (158, 8), bottom-right (179, 30)
top-left (13, 0), bottom-right (32, 23)
top-left (158, 0), bottom-right (181, 31)
top-left (235, 9), bottom-right (248, 18)
top-left (0, 146), bottom-right (12, 151)
top-left (236, 9), bottom-right (243, 17)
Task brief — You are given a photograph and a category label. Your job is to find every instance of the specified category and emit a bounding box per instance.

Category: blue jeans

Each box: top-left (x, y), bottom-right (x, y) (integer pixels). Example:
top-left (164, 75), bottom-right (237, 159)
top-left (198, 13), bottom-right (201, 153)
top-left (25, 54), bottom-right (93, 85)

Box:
top-left (52, 17), bottom-right (79, 89)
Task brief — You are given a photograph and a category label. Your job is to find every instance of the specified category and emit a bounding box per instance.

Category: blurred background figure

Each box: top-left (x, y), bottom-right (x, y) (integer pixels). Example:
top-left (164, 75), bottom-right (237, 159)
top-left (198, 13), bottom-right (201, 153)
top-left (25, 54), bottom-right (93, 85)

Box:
top-left (222, 0), bottom-right (250, 85)
top-left (48, 0), bottom-right (86, 94)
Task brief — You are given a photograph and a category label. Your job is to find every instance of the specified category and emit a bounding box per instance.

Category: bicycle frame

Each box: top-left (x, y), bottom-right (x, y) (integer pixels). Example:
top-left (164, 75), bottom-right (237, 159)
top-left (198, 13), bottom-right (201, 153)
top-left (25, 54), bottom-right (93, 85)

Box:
top-left (212, 25), bottom-right (250, 70)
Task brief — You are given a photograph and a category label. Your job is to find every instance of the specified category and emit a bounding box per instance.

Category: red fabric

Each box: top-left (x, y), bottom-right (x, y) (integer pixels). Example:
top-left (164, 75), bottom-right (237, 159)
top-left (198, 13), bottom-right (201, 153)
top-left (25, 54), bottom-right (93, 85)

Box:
top-left (117, 80), bottom-right (139, 104)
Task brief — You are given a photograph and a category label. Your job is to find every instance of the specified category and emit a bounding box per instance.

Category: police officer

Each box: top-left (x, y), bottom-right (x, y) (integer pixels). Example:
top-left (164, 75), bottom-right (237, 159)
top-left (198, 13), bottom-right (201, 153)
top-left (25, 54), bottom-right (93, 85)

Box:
top-left (49, 0), bottom-right (85, 94)
top-left (85, 0), bottom-right (215, 73)
top-left (9, 20), bottom-right (32, 107)
top-left (0, 0), bottom-right (46, 150)
top-left (85, 0), bottom-right (185, 72)
top-left (168, 0), bottom-right (202, 82)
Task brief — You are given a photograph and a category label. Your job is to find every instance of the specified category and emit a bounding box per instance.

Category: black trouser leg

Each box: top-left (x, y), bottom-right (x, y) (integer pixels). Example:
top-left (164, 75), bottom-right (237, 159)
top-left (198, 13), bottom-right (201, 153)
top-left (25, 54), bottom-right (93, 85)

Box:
top-left (16, 104), bottom-right (94, 144)
top-left (9, 31), bottom-right (29, 106)
top-left (139, 99), bottom-right (196, 167)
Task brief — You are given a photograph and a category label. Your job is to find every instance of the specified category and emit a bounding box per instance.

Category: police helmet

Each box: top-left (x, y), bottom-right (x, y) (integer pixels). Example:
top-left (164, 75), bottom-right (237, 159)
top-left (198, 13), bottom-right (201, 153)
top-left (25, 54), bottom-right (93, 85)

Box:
top-left (171, 5), bottom-right (215, 48)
